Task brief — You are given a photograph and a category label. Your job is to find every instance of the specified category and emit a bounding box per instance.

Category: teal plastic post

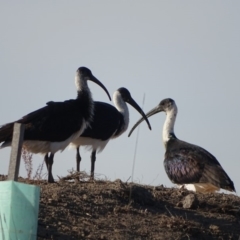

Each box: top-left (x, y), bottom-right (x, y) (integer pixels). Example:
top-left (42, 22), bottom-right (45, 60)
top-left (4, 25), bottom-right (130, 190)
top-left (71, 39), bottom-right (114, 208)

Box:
top-left (0, 181), bottom-right (40, 240)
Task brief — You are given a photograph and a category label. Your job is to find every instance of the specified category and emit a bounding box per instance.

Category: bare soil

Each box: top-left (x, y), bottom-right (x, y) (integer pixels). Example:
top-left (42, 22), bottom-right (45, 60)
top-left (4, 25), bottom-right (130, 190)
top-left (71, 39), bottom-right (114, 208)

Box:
top-left (1, 173), bottom-right (240, 240)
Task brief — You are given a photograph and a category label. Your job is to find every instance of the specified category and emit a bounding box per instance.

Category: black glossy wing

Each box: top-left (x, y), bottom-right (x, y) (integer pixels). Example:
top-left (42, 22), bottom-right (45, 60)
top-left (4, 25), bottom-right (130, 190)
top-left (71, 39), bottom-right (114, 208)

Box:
top-left (23, 99), bottom-right (85, 141)
top-left (81, 102), bottom-right (122, 141)
top-left (0, 99), bottom-right (86, 143)
top-left (0, 122), bottom-right (14, 143)
top-left (164, 138), bottom-right (235, 191)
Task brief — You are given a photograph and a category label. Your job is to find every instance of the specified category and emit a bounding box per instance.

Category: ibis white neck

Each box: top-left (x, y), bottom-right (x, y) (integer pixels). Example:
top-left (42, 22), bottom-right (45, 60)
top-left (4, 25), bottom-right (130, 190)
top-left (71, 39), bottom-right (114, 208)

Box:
top-left (75, 74), bottom-right (94, 124)
top-left (162, 105), bottom-right (177, 147)
top-left (75, 74), bottom-right (89, 92)
top-left (113, 91), bottom-right (129, 133)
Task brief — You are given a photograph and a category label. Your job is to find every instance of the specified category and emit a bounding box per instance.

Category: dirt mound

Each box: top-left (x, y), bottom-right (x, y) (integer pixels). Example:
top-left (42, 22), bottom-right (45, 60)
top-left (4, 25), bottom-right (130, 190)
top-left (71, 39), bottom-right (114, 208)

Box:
top-left (1, 173), bottom-right (240, 239)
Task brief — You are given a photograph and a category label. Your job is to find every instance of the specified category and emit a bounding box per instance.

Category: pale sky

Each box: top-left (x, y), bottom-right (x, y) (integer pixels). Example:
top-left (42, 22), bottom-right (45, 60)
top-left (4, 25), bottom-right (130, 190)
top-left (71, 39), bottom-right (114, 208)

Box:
top-left (0, 1), bottom-right (239, 193)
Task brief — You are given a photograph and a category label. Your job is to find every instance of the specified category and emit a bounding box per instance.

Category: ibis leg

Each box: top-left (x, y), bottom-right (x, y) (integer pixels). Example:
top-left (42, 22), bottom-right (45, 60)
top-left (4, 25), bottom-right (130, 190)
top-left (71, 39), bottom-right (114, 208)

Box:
top-left (90, 150), bottom-right (96, 179)
top-left (76, 147), bottom-right (81, 172)
top-left (47, 153), bottom-right (55, 183)
top-left (44, 153), bottom-right (49, 169)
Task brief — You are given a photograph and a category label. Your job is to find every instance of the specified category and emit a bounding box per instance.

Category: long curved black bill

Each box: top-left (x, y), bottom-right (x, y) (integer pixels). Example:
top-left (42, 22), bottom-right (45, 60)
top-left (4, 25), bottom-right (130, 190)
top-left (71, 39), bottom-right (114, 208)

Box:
top-left (90, 75), bottom-right (111, 101)
top-left (127, 97), bottom-right (152, 134)
top-left (128, 105), bottom-right (161, 137)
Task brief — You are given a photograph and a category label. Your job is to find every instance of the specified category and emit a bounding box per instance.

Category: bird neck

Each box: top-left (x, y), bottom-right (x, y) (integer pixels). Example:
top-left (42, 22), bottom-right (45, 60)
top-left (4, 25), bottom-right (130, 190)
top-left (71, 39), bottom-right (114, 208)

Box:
top-left (75, 74), bottom-right (89, 93)
top-left (75, 75), bottom-right (94, 124)
top-left (113, 91), bottom-right (129, 132)
top-left (163, 107), bottom-right (177, 147)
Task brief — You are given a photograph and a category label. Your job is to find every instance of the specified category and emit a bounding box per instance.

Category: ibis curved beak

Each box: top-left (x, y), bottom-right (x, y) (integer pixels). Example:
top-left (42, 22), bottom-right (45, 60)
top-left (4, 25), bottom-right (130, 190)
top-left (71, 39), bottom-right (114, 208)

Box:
top-left (90, 75), bottom-right (111, 101)
top-left (128, 104), bottom-right (162, 137)
top-left (126, 97), bottom-right (152, 133)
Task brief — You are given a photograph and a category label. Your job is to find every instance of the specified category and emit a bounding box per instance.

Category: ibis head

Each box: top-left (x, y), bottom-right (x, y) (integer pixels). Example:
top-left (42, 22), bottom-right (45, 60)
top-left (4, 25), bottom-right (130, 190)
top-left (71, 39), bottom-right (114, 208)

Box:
top-left (117, 87), bottom-right (151, 131)
top-left (128, 98), bottom-right (176, 137)
top-left (75, 67), bottom-right (111, 101)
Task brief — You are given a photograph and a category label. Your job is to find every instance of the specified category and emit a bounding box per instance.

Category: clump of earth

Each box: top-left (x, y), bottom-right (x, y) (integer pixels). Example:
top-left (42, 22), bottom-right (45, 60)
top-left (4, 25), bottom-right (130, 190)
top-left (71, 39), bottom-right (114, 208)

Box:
top-left (1, 173), bottom-right (239, 240)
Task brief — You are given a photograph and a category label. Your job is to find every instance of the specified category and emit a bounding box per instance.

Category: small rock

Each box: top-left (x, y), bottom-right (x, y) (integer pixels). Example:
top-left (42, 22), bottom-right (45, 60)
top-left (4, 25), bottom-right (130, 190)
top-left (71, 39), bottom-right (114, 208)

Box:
top-left (182, 193), bottom-right (198, 209)
top-left (154, 185), bottom-right (164, 190)
top-left (209, 224), bottom-right (219, 231)
top-left (176, 202), bottom-right (183, 207)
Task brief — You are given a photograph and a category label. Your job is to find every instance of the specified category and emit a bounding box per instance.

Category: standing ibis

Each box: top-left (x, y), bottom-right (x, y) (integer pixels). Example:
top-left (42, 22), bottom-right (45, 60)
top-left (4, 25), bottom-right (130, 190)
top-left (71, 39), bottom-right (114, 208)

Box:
top-left (0, 67), bottom-right (111, 183)
top-left (69, 87), bottom-right (152, 179)
top-left (128, 98), bottom-right (235, 193)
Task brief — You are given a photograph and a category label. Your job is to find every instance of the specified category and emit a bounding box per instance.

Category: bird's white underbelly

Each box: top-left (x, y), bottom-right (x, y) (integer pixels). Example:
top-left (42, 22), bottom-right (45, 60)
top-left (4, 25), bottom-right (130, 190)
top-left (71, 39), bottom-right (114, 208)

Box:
top-left (23, 120), bottom-right (87, 154)
top-left (69, 137), bottom-right (110, 153)
top-left (179, 183), bottom-right (220, 193)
